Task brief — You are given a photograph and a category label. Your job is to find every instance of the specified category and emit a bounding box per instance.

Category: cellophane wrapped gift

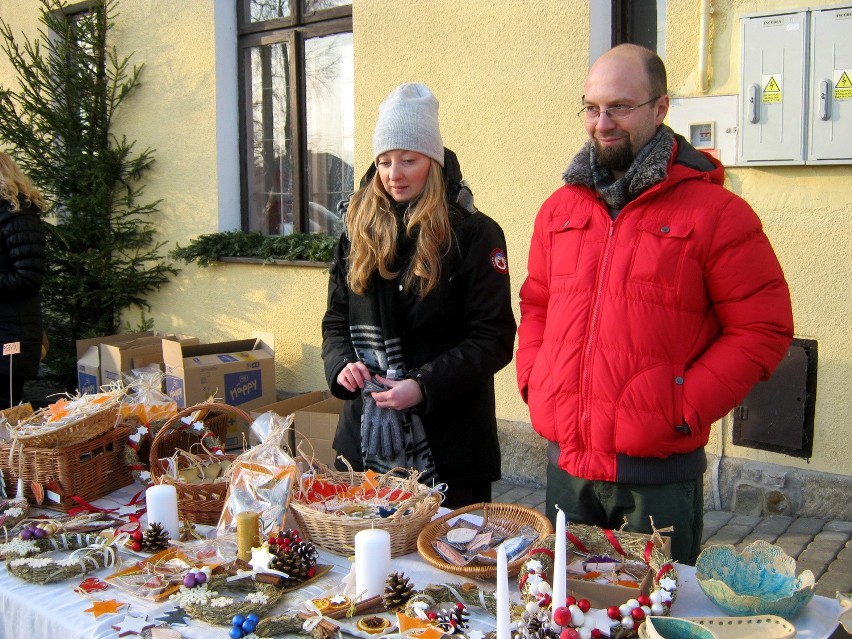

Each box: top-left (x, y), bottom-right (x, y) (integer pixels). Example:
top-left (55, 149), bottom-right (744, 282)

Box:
top-left (217, 412), bottom-right (297, 536)
top-left (119, 366), bottom-right (178, 425)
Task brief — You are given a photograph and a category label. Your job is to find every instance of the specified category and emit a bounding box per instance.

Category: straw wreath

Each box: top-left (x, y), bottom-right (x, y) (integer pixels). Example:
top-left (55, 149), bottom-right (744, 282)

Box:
top-left (171, 572), bottom-right (285, 626)
top-left (0, 497), bottom-right (29, 537)
top-left (403, 582), bottom-right (498, 617)
top-left (3, 532), bottom-right (120, 584)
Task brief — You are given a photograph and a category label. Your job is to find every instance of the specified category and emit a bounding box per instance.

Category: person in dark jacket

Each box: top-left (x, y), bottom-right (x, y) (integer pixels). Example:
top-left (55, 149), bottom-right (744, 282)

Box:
top-left (0, 151), bottom-right (47, 409)
top-left (322, 83), bottom-right (516, 508)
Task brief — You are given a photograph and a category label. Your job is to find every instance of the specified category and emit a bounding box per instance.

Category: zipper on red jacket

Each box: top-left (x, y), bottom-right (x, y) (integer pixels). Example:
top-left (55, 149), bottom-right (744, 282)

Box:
top-left (579, 210), bottom-right (617, 474)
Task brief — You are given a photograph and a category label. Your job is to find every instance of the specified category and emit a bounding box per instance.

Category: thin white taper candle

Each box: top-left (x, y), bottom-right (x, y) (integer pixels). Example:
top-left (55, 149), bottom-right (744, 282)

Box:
top-left (552, 506), bottom-right (567, 624)
top-left (496, 542), bottom-right (511, 639)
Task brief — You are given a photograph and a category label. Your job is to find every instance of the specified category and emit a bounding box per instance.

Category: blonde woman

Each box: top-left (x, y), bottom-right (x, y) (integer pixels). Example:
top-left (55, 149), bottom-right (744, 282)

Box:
top-left (322, 84), bottom-right (516, 508)
top-left (0, 152), bottom-right (46, 408)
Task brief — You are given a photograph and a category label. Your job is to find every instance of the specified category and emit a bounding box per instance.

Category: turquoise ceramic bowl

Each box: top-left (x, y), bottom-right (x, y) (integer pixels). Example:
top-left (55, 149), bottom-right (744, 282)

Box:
top-left (641, 617), bottom-right (720, 639)
top-left (695, 541), bottom-right (815, 619)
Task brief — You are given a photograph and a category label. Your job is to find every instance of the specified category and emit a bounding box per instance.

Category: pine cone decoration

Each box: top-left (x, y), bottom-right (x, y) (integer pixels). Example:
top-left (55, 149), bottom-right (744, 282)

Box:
top-left (383, 571), bottom-right (415, 611)
top-left (435, 602), bottom-right (469, 634)
top-left (268, 530), bottom-right (319, 587)
top-left (141, 522), bottom-right (170, 552)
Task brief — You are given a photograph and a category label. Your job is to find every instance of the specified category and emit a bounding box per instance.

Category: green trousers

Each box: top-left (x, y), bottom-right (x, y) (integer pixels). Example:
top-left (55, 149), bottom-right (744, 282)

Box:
top-left (546, 462), bottom-right (704, 565)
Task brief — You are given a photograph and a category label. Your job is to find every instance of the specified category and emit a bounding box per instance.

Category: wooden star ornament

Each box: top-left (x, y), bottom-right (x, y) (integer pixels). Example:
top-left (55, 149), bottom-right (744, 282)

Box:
top-left (112, 614), bottom-right (154, 636)
top-left (84, 598), bottom-right (127, 618)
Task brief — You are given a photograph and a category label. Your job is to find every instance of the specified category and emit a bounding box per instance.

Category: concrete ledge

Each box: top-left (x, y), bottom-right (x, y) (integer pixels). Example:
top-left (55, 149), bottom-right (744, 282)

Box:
top-left (497, 418), bottom-right (546, 487)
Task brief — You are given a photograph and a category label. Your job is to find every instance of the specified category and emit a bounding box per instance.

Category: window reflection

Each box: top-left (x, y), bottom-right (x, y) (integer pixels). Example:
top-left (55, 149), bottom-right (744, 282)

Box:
top-left (247, 43), bottom-right (295, 235)
top-left (304, 0), bottom-right (351, 12)
top-left (305, 33), bottom-right (353, 236)
top-left (250, 0), bottom-right (291, 22)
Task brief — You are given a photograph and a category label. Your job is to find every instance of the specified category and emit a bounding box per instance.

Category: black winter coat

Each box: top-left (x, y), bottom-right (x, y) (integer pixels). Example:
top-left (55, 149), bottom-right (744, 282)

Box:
top-left (0, 200), bottom-right (45, 380)
top-left (321, 150), bottom-right (517, 486)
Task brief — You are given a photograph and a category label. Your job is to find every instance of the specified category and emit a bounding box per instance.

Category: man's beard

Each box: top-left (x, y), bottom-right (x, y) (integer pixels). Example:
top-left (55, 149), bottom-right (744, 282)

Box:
top-left (594, 138), bottom-right (634, 172)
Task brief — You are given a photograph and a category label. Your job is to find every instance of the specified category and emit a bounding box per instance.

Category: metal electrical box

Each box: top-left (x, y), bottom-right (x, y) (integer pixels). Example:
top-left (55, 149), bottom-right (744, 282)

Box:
top-left (739, 11), bottom-right (809, 165)
top-left (668, 95), bottom-right (739, 166)
top-left (808, 5), bottom-right (852, 164)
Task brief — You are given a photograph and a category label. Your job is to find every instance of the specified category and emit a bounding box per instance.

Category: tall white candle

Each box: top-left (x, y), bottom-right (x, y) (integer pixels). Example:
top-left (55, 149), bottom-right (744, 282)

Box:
top-left (146, 484), bottom-right (180, 540)
top-left (552, 507), bottom-right (567, 624)
top-left (354, 528), bottom-right (391, 600)
top-left (496, 543), bottom-right (511, 639)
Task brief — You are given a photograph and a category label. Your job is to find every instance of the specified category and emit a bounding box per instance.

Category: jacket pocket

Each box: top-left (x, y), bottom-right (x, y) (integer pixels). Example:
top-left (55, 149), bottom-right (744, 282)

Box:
top-left (614, 363), bottom-right (689, 456)
top-left (549, 211), bottom-right (591, 278)
top-left (629, 219), bottom-right (692, 289)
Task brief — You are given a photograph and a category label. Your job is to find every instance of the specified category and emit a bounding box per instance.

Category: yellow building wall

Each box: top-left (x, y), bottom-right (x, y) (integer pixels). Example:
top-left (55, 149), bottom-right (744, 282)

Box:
top-left (0, 1), bottom-right (849, 478)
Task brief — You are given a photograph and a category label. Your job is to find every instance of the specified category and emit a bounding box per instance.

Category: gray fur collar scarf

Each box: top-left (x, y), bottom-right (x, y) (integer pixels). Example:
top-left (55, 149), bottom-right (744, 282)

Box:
top-left (562, 125), bottom-right (675, 212)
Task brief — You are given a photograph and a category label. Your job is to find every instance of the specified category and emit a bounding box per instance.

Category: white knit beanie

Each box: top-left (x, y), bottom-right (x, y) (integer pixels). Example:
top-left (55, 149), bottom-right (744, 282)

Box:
top-left (372, 83), bottom-right (444, 167)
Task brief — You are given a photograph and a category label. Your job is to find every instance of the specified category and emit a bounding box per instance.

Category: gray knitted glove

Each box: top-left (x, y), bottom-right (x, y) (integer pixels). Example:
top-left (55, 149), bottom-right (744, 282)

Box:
top-left (362, 379), bottom-right (405, 458)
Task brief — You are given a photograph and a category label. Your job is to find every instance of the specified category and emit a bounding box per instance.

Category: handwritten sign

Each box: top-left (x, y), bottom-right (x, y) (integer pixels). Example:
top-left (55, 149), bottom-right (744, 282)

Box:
top-left (2, 342), bottom-right (21, 356)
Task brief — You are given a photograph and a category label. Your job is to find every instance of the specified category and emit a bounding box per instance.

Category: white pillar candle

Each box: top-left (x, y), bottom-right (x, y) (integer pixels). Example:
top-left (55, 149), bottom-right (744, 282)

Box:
top-left (354, 528), bottom-right (391, 600)
top-left (552, 507), bottom-right (567, 624)
top-left (146, 484), bottom-right (180, 541)
top-left (496, 543), bottom-right (511, 639)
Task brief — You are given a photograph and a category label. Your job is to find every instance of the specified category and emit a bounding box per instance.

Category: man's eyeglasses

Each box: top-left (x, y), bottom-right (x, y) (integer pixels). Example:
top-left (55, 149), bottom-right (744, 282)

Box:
top-left (577, 96), bottom-right (661, 120)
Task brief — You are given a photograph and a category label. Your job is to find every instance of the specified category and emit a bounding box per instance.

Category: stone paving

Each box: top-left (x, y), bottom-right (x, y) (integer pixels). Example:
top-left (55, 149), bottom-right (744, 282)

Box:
top-left (491, 478), bottom-right (852, 600)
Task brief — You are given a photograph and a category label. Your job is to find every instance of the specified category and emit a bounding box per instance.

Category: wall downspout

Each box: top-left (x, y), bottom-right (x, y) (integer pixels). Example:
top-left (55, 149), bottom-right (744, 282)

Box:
top-left (698, 0), bottom-right (712, 93)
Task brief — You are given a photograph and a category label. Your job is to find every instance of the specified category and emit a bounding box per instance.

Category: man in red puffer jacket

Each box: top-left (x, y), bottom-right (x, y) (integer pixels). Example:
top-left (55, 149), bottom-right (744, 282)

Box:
top-left (516, 44), bottom-right (793, 565)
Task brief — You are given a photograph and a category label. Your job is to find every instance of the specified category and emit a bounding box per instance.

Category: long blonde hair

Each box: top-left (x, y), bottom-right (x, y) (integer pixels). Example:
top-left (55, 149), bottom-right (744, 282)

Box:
top-left (346, 160), bottom-right (451, 299)
top-left (0, 152), bottom-right (46, 212)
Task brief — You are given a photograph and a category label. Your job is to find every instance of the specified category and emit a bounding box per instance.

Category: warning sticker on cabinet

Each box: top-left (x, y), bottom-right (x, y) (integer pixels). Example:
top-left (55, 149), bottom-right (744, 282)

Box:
top-left (835, 70), bottom-right (852, 100)
top-left (762, 75), bottom-right (782, 104)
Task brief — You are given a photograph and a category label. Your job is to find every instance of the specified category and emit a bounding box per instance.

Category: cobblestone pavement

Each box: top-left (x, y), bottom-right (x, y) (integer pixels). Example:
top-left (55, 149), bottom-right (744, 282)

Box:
top-left (491, 478), bottom-right (852, 600)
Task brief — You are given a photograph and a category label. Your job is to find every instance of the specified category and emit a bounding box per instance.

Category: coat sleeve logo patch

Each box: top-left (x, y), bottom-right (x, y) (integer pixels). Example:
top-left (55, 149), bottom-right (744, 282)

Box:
top-left (490, 248), bottom-right (508, 274)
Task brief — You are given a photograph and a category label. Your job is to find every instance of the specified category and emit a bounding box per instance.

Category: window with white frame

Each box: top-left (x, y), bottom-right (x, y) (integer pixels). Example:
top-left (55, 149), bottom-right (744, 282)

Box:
top-left (238, 0), bottom-right (353, 236)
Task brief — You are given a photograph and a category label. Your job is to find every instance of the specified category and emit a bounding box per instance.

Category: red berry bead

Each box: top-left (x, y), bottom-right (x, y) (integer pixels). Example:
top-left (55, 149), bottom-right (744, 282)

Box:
top-left (631, 607), bottom-right (646, 621)
top-left (560, 629), bottom-right (580, 639)
top-left (591, 630), bottom-right (603, 638)
top-left (132, 530), bottom-right (143, 542)
top-left (565, 595), bottom-right (577, 607)
top-left (577, 599), bottom-right (591, 613)
top-left (606, 606), bottom-right (621, 620)
top-left (131, 541), bottom-right (142, 552)
top-left (553, 606), bottom-right (571, 627)
top-left (637, 595), bottom-right (652, 607)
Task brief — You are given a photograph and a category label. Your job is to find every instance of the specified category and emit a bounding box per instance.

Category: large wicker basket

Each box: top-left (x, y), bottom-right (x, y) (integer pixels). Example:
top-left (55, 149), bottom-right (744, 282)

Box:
top-left (148, 402), bottom-right (250, 525)
top-left (416, 502), bottom-right (554, 578)
top-left (0, 423), bottom-right (135, 510)
top-left (289, 462), bottom-right (442, 557)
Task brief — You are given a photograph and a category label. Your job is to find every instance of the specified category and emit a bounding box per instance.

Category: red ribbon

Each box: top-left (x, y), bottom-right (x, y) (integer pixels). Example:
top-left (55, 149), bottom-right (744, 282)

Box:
top-left (603, 528), bottom-right (627, 556)
top-left (566, 532), bottom-right (589, 554)
top-left (644, 540), bottom-right (654, 565)
top-left (528, 547), bottom-right (555, 561)
top-left (655, 562), bottom-right (675, 582)
top-left (67, 496), bottom-right (118, 516)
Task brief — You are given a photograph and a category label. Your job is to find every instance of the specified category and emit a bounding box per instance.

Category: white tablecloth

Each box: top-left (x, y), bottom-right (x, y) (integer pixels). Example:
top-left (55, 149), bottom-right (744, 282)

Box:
top-left (0, 484), bottom-right (843, 639)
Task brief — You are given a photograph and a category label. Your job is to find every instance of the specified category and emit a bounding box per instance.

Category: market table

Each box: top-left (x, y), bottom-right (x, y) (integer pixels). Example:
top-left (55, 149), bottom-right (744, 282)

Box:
top-left (0, 484), bottom-right (844, 639)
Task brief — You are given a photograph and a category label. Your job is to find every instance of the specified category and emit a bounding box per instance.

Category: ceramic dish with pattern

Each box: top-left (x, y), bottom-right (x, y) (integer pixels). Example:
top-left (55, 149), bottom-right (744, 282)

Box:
top-left (695, 540), bottom-right (815, 619)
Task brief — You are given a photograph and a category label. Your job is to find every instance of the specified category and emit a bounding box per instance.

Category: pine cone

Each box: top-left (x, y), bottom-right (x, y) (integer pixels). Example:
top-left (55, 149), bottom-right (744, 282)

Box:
top-left (141, 522), bottom-right (170, 552)
top-left (435, 602), bottom-right (468, 634)
top-left (269, 538), bottom-right (318, 587)
top-left (383, 571), bottom-right (415, 611)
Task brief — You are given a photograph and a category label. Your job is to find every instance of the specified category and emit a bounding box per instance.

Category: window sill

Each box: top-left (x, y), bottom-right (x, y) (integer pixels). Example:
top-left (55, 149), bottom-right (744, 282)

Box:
top-left (218, 256), bottom-right (330, 268)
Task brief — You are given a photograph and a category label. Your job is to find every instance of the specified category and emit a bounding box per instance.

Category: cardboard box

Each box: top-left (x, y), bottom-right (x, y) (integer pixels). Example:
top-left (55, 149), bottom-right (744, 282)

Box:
top-left (567, 534), bottom-right (671, 609)
top-left (163, 333), bottom-right (276, 413)
top-left (250, 390), bottom-right (334, 452)
top-left (100, 333), bottom-right (199, 386)
top-left (76, 331), bottom-right (153, 394)
top-left (291, 396), bottom-right (344, 467)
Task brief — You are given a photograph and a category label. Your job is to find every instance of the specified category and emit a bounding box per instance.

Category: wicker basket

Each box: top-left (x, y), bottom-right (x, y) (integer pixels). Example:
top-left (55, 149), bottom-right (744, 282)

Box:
top-left (0, 423), bottom-right (135, 510)
top-left (8, 393), bottom-right (123, 449)
top-left (289, 463), bottom-right (442, 557)
top-left (148, 402), bottom-right (250, 526)
top-left (416, 502), bottom-right (554, 578)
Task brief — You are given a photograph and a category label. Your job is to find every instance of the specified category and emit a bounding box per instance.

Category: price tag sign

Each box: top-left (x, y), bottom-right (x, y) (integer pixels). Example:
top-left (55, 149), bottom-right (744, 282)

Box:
top-left (3, 342), bottom-right (21, 356)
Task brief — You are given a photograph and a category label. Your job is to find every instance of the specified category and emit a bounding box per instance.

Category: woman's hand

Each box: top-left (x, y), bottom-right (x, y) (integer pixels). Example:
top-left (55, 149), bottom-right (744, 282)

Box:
top-left (336, 361), bottom-right (372, 392)
top-left (371, 375), bottom-right (423, 410)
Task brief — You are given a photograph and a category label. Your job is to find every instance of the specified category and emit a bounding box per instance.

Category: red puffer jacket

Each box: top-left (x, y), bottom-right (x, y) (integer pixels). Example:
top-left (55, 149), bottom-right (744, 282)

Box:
top-left (517, 140), bottom-right (793, 482)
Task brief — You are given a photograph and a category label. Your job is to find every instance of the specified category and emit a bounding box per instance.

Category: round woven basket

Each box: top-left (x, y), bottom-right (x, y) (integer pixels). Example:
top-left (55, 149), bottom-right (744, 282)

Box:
top-left (289, 464), bottom-right (442, 557)
top-left (416, 502), bottom-right (554, 579)
top-left (148, 402), bottom-right (250, 526)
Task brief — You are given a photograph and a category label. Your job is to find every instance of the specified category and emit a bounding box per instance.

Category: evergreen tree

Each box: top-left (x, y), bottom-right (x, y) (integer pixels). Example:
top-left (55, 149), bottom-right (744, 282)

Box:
top-left (0, 0), bottom-right (177, 388)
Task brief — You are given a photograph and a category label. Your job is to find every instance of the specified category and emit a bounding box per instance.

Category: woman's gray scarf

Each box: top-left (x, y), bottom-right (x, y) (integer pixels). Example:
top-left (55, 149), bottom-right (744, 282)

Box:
top-left (562, 125), bottom-right (675, 213)
top-left (348, 228), bottom-right (437, 484)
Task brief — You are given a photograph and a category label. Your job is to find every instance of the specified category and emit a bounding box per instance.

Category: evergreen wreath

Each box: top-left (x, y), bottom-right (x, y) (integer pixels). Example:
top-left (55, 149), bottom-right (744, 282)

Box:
top-left (2, 532), bottom-right (119, 584)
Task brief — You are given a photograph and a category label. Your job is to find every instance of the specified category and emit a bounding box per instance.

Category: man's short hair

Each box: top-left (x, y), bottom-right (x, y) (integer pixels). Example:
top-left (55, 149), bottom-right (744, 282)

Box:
top-left (641, 48), bottom-right (668, 98)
